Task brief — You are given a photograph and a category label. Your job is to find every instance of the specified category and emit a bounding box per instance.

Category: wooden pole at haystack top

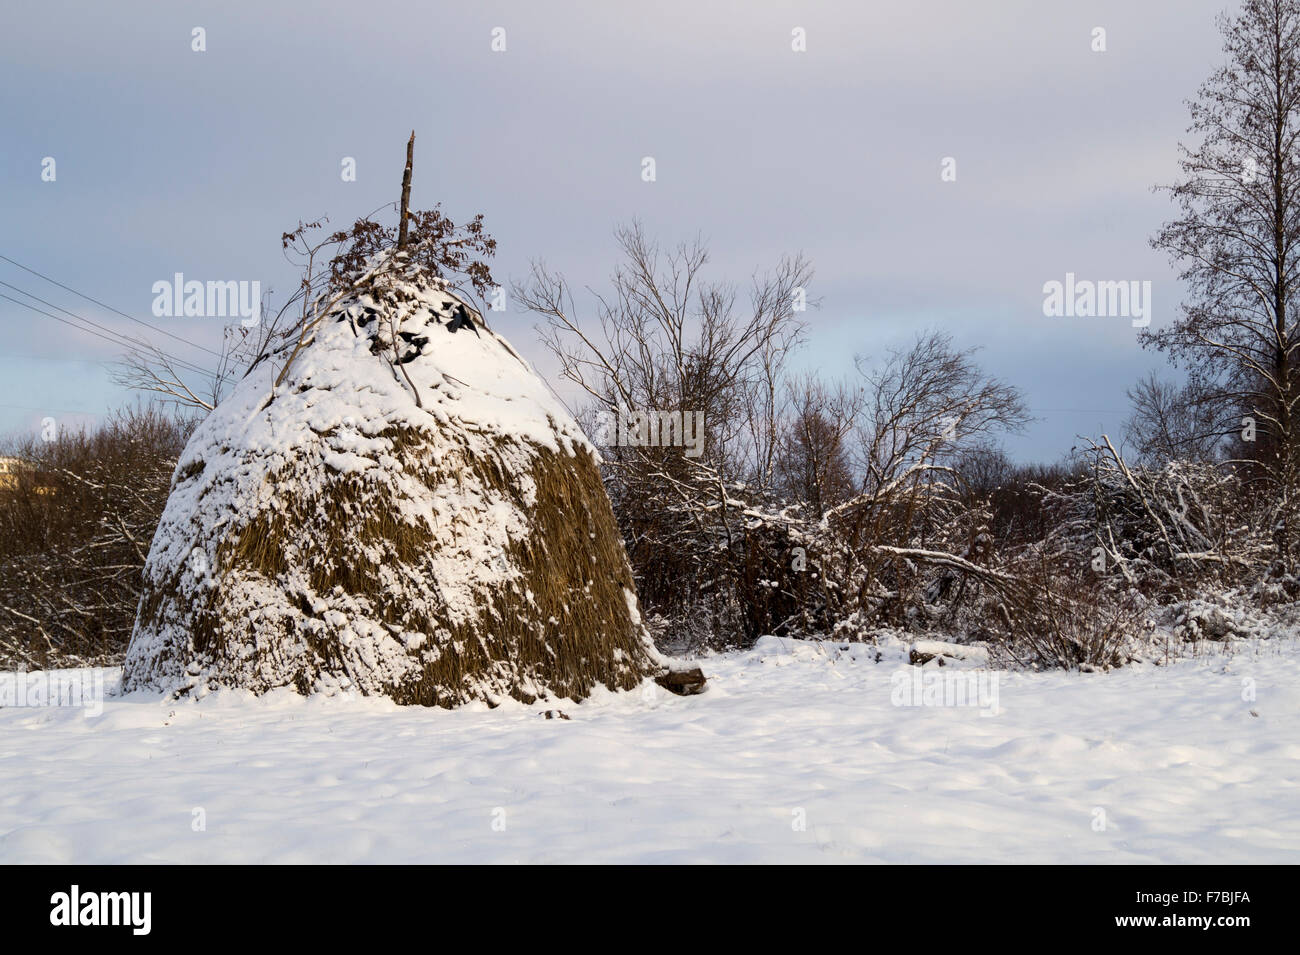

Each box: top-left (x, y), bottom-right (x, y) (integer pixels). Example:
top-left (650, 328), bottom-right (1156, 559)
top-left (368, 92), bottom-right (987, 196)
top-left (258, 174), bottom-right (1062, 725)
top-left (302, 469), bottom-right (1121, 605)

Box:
top-left (274, 132), bottom-right (419, 391)
top-left (397, 131), bottom-right (415, 251)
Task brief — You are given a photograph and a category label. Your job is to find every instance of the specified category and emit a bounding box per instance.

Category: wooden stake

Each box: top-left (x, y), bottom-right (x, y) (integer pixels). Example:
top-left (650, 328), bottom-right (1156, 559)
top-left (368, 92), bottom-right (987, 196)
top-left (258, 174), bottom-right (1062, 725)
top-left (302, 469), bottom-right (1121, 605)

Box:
top-left (397, 131), bottom-right (414, 251)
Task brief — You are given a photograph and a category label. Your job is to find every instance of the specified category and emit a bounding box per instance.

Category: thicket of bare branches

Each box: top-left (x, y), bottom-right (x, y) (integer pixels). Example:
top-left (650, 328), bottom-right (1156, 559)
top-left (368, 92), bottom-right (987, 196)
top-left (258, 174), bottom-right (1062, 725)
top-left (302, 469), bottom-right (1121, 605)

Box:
top-left (0, 405), bottom-right (192, 669)
top-left (518, 224), bottom-right (1041, 650)
top-left (517, 222), bottom-right (812, 646)
top-left (516, 218), bottom-right (1300, 669)
top-left (992, 558), bottom-right (1147, 671)
top-left (1038, 437), bottom-right (1274, 594)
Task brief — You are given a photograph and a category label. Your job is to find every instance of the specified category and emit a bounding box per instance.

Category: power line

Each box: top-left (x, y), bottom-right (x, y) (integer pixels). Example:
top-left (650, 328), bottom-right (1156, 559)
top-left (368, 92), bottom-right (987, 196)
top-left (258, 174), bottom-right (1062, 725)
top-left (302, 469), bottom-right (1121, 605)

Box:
top-left (0, 253), bottom-right (226, 359)
top-left (0, 292), bottom-right (151, 355)
top-left (0, 292), bottom-right (217, 379)
top-left (0, 278), bottom-right (154, 350)
top-left (0, 402), bottom-right (102, 416)
top-left (0, 353), bottom-right (105, 364)
top-left (1032, 408), bottom-right (1127, 414)
top-left (0, 283), bottom-right (218, 378)
top-left (0, 277), bottom-right (218, 375)
top-left (0, 289), bottom-right (218, 379)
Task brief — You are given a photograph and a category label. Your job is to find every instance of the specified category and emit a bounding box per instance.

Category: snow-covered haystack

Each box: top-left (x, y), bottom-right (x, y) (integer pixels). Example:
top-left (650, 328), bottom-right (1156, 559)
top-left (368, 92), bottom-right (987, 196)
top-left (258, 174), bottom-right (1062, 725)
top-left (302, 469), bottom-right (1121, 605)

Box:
top-left (123, 256), bottom-right (666, 706)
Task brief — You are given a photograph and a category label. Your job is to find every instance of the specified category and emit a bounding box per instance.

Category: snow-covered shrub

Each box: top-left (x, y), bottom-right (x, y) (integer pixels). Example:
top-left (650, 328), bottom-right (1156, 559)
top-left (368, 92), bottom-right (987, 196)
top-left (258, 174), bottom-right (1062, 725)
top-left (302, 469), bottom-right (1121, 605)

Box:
top-left (1039, 442), bottom-right (1268, 595)
top-left (989, 558), bottom-right (1148, 670)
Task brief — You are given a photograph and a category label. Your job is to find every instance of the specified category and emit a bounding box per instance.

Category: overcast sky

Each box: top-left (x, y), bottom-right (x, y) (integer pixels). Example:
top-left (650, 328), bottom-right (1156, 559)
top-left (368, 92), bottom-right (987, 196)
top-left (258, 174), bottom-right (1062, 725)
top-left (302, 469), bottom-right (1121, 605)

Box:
top-left (0, 0), bottom-right (1235, 461)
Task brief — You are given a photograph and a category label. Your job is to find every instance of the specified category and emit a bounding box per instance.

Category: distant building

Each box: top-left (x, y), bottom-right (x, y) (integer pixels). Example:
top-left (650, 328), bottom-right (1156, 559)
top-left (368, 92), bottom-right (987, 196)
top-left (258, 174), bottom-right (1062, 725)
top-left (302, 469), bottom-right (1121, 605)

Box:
top-left (0, 456), bottom-right (55, 494)
top-left (0, 456), bottom-right (24, 489)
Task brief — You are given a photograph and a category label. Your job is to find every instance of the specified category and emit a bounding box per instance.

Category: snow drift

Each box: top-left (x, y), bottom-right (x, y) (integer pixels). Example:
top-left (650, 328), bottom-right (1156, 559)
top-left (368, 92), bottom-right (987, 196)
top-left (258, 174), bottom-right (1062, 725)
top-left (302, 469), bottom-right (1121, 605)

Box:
top-left (123, 254), bottom-right (665, 705)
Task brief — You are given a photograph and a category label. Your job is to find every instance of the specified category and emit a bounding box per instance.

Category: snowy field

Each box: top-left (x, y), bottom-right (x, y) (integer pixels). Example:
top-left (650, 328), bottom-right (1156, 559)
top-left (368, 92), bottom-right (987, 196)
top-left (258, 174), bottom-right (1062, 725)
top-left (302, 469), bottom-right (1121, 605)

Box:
top-left (2, 636), bottom-right (1298, 864)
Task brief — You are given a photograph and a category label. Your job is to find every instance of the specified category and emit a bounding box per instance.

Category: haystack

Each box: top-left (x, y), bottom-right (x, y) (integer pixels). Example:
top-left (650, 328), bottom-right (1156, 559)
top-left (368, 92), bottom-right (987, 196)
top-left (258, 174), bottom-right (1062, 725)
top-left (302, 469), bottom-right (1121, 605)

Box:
top-left (123, 255), bottom-right (673, 706)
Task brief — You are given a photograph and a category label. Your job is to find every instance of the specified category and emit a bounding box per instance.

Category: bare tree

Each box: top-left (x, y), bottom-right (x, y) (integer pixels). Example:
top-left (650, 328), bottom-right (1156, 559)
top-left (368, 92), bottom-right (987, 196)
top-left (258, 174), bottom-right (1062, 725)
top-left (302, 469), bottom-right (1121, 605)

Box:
top-left (1147, 0), bottom-right (1300, 565)
top-left (111, 286), bottom-right (294, 412)
top-left (1123, 372), bottom-right (1225, 464)
top-left (773, 374), bottom-right (860, 517)
top-left (807, 332), bottom-right (1029, 631)
top-left (515, 222), bottom-right (811, 645)
top-left (519, 222), bottom-right (808, 469)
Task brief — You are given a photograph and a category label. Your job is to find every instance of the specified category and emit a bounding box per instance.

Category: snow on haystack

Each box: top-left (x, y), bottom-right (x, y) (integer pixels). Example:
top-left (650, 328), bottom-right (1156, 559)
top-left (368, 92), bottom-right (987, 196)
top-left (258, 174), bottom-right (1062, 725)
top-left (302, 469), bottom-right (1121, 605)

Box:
top-left (123, 254), bottom-right (666, 706)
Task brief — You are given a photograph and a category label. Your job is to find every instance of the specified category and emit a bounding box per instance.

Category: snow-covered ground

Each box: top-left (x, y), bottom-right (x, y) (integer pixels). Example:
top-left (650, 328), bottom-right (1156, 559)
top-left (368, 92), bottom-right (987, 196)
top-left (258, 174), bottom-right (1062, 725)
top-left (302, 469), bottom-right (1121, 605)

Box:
top-left (2, 636), bottom-right (1298, 864)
